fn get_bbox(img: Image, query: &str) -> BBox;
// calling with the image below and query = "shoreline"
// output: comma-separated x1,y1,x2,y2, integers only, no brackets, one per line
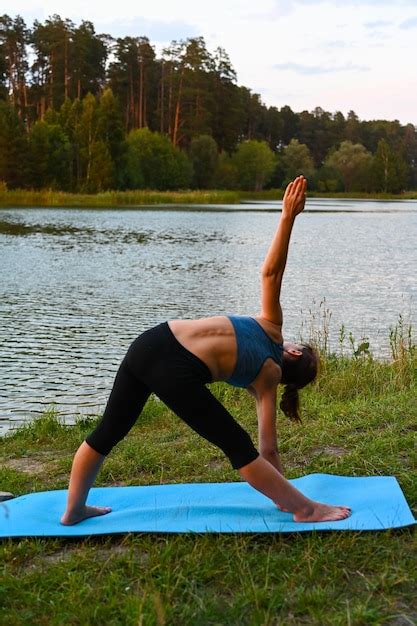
1,188,417,209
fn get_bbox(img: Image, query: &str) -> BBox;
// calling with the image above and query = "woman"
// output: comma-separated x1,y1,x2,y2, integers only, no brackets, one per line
61,176,351,525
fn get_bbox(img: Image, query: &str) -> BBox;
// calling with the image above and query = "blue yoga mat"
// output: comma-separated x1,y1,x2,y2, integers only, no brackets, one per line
1,474,415,537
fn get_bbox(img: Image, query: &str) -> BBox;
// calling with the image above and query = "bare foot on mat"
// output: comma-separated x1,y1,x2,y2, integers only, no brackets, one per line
293,502,351,523
60,505,112,526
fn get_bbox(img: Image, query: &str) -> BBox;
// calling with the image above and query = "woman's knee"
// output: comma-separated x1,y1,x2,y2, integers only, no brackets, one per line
235,451,260,474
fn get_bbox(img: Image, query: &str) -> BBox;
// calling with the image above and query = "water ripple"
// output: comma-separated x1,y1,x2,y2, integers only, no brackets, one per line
0,203,416,433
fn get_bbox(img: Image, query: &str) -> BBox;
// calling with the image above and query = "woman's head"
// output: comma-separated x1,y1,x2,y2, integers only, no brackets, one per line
280,342,319,422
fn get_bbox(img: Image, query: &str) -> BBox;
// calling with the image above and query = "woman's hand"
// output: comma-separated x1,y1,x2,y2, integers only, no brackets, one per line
259,175,306,323
282,176,307,219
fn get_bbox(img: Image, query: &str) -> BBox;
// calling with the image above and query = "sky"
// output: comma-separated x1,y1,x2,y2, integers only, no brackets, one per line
6,0,417,125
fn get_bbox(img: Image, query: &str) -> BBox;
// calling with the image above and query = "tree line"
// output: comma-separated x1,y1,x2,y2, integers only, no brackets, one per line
1,13,416,193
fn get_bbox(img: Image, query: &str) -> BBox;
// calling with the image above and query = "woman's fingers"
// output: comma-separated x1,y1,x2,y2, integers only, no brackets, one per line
294,176,306,198
285,181,294,195
283,181,293,203
290,176,304,194
283,176,307,217
295,176,305,190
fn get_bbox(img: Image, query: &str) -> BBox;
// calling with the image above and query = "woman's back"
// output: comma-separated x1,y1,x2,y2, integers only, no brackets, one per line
168,315,283,384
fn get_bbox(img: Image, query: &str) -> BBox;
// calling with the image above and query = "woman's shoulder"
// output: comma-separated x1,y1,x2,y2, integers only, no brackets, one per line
253,316,284,345
169,316,234,335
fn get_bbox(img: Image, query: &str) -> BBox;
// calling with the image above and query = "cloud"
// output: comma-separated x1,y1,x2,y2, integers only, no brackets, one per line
273,62,370,75
364,20,391,28
399,16,417,29
324,40,350,49
292,0,417,5
95,17,199,41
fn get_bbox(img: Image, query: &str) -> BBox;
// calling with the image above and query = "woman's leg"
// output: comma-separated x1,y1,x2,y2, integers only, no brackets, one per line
60,441,110,525
151,381,259,470
152,383,350,522
85,357,151,456
238,457,351,521
61,358,150,525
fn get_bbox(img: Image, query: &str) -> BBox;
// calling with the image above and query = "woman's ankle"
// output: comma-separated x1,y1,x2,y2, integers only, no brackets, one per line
291,499,315,518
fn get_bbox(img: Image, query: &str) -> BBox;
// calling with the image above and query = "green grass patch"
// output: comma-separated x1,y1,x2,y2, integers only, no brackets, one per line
0,187,416,209
307,191,417,200
1,349,416,624
240,189,417,201
0,189,241,209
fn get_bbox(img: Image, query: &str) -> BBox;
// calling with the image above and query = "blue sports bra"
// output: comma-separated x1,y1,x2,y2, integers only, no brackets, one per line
226,315,284,388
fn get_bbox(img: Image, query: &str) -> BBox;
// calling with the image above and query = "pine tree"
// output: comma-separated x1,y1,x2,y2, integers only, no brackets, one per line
0,15,29,121
96,88,125,187
108,36,156,132
0,99,28,187
29,119,71,189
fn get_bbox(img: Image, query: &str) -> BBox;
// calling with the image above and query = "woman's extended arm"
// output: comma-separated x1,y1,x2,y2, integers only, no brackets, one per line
256,389,284,474
248,365,284,474
260,176,307,324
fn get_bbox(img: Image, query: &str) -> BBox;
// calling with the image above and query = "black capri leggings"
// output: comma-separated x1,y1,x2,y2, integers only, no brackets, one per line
86,322,259,470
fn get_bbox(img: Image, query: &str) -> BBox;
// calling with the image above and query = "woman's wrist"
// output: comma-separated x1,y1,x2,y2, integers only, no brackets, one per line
261,449,284,472
280,210,296,223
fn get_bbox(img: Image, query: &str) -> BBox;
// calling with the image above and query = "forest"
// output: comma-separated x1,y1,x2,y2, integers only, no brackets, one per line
1,14,416,193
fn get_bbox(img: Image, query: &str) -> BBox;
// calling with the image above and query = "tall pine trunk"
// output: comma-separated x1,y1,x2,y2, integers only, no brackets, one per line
139,59,143,128
160,62,165,133
172,70,183,146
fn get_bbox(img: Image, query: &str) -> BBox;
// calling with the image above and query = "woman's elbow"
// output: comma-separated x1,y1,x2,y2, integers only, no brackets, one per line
261,266,283,280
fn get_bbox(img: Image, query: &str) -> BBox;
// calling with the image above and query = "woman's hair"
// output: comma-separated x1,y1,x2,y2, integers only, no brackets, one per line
280,344,319,422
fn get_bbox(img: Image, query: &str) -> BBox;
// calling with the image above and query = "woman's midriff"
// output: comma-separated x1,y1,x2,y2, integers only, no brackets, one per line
168,316,237,382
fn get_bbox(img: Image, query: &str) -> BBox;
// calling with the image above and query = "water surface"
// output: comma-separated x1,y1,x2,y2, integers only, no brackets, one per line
1,198,416,433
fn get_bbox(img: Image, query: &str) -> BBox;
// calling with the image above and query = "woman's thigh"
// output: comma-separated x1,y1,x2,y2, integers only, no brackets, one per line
85,357,151,455
153,382,259,470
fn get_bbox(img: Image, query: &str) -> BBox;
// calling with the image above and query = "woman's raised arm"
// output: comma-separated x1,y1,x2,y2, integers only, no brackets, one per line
259,176,307,325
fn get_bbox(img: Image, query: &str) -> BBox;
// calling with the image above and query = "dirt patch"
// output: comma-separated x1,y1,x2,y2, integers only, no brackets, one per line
41,550,73,565
1,451,69,475
206,458,225,471
23,544,149,573
385,602,417,626
3,457,50,474
386,617,417,626
94,544,145,561
284,456,310,470
312,445,348,458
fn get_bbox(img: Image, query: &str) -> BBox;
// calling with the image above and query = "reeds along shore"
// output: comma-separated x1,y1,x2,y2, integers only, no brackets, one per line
1,326,416,624
1,188,417,208
0,189,241,208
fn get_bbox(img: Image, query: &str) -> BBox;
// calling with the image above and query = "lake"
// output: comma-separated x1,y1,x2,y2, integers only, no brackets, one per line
1,198,416,434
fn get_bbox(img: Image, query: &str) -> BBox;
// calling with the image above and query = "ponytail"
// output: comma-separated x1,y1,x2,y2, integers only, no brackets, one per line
280,384,301,422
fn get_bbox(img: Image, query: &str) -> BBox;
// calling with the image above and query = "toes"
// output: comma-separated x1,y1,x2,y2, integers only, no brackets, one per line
98,506,112,516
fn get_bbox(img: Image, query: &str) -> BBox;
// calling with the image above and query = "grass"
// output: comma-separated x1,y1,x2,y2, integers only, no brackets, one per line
0,189,241,208
1,329,416,625
308,191,417,201
0,188,416,208
240,189,417,201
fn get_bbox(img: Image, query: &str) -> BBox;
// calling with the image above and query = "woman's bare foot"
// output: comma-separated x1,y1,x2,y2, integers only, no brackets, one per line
293,501,351,523
277,504,290,512
60,505,112,526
